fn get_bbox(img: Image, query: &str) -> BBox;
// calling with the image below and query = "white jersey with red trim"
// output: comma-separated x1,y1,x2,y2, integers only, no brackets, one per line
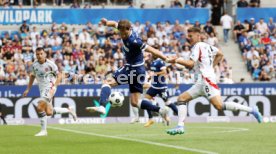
31,59,58,91
190,42,219,82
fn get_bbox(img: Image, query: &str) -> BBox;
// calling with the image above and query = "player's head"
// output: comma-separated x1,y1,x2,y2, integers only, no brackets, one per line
36,47,46,63
187,27,201,45
117,20,131,40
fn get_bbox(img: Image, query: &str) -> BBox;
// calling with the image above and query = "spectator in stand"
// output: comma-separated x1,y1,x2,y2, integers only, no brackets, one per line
184,0,193,8
193,21,201,29
203,21,216,35
256,18,268,35
71,1,80,8
206,32,219,47
233,20,245,42
171,0,183,8
239,30,251,52
220,11,233,43
250,0,260,7
237,0,248,7
267,17,276,35
20,20,29,33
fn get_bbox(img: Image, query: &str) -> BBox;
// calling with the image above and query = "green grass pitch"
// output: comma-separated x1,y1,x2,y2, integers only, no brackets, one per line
0,123,275,154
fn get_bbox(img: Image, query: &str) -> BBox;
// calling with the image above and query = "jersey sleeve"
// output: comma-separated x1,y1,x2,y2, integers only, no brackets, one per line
210,45,219,56
159,60,166,71
190,43,200,62
51,62,59,75
132,37,147,51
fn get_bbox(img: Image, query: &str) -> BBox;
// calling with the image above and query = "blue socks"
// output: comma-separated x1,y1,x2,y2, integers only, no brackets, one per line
140,99,160,113
99,84,111,106
147,110,153,119
168,103,178,115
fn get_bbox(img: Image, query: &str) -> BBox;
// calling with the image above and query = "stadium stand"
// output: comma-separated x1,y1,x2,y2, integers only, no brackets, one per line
234,17,276,81
0,18,232,85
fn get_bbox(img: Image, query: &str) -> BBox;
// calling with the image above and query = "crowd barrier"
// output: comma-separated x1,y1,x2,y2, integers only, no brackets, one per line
0,8,209,25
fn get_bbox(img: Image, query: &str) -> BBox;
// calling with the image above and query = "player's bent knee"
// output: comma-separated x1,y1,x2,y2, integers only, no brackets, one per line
214,103,223,111
131,101,139,107
37,103,45,112
46,111,53,116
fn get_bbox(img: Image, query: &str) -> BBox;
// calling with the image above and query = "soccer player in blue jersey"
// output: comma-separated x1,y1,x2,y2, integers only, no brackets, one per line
144,56,178,127
86,18,174,121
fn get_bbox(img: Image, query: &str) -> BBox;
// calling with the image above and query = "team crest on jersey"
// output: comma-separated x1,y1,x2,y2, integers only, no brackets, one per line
123,44,129,52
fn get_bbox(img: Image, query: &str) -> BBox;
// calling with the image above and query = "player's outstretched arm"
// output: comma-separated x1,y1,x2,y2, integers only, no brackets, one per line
213,49,224,66
23,75,35,97
54,72,62,87
145,46,170,62
175,58,195,69
101,18,118,28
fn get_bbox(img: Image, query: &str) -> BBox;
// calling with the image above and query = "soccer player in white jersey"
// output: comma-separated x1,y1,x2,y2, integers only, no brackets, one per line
23,47,77,136
166,27,263,135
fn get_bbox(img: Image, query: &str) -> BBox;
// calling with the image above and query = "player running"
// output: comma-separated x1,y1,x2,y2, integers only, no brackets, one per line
144,56,178,127
166,27,263,135
86,18,174,121
23,47,77,136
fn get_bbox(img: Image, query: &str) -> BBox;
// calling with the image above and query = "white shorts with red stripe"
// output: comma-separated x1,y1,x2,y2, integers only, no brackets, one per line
39,85,56,103
187,76,220,99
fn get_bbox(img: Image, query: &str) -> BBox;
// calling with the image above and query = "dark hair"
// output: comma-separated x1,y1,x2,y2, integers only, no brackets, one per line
188,27,201,33
36,47,45,52
117,20,131,30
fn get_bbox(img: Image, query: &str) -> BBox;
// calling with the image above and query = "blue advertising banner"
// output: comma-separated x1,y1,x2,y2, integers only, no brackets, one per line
237,8,276,22
0,8,209,25
1,83,276,98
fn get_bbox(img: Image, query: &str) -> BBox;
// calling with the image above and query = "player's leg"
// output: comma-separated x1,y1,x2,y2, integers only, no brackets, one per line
86,77,118,114
129,80,170,123
202,79,263,123
167,84,202,135
35,99,48,136
209,95,263,123
162,89,178,116
0,112,7,125
49,87,77,121
130,105,140,123
143,94,155,127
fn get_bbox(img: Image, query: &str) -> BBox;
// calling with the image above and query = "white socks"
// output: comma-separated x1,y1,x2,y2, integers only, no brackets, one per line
223,102,253,113
132,106,139,119
177,105,187,127
39,112,47,131
54,107,70,114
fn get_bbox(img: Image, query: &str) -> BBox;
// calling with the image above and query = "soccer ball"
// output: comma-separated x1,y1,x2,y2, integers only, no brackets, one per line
109,92,124,107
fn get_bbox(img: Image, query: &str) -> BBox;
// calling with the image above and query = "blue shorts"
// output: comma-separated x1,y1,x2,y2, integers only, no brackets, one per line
113,65,145,93
146,87,169,102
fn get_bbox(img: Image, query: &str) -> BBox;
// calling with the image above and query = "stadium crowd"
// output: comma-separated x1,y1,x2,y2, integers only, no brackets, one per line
0,19,232,85
234,17,276,81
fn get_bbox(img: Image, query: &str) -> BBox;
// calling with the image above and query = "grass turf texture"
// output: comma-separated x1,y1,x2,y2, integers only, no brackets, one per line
0,123,275,154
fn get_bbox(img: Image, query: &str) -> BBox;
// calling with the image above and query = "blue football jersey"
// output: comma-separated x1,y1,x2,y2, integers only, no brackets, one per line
121,30,146,65
150,58,167,88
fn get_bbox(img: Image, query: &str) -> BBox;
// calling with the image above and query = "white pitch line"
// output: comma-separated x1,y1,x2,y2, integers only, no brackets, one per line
114,126,249,137
45,126,218,154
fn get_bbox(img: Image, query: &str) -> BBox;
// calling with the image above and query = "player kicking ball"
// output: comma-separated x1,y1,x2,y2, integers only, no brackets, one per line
144,56,178,127
23,48,77,136
166,27,263,135
86,18,174,122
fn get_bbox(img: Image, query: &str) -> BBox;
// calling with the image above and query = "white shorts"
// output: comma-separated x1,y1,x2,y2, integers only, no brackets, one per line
39,86,56,103
187,77,220,99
